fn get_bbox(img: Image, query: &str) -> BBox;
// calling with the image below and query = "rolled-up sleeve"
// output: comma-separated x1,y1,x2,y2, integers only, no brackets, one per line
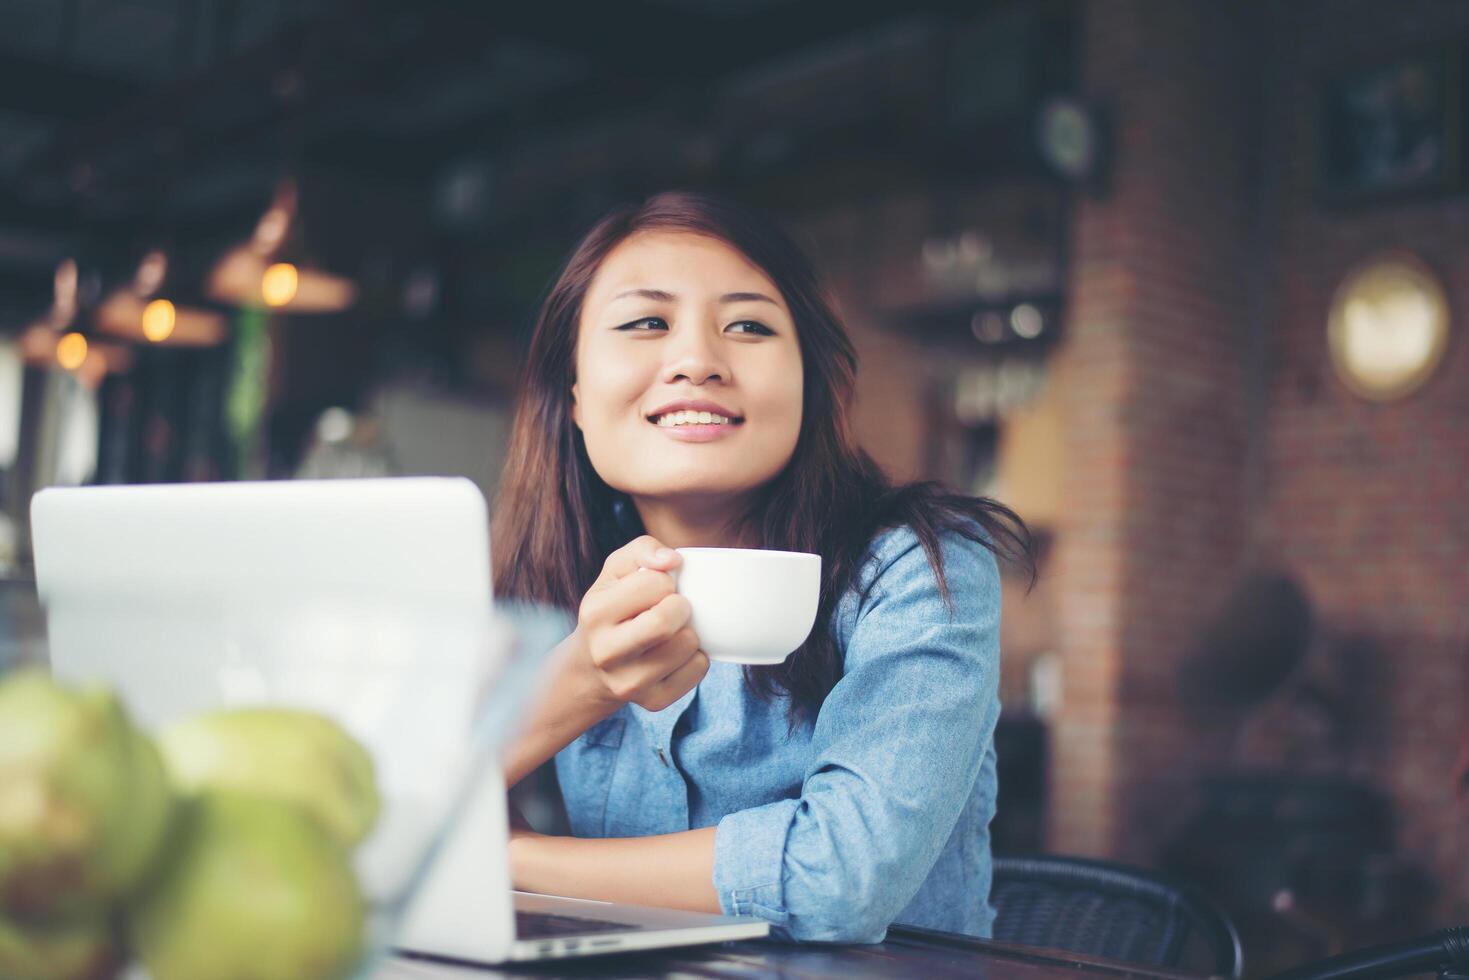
711,527,1001,942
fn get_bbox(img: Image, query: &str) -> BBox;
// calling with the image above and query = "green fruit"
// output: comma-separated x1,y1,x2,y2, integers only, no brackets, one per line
129,790,364,980
157,708,379,846
0,912,120,980
0,670,174,918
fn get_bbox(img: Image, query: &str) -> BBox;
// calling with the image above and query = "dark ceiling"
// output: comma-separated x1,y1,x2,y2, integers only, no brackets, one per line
0,0,1065,318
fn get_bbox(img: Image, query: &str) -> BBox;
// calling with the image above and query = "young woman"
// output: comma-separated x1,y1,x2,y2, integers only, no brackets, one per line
493,191,1031,944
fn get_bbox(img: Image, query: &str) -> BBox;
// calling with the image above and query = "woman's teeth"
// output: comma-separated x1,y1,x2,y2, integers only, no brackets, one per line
653,410,735,427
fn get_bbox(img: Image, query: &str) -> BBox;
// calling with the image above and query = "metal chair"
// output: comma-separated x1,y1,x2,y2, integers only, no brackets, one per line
1262,927,1469,980
990,854,1244,978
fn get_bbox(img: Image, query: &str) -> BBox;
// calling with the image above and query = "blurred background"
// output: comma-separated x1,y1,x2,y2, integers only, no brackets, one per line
0,0,1464,973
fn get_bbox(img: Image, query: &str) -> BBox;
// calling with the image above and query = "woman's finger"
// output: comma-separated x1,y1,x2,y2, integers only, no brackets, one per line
594,593,692,669
597,535,681,584
582,565,676,629
592,627,699,706
624,625,701,680
638,651,711,711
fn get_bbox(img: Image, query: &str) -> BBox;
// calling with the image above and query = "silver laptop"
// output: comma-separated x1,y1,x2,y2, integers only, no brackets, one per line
29,477,769,965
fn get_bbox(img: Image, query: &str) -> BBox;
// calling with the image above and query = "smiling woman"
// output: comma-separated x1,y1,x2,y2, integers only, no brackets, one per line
571,230,804,520
490,190,1033,944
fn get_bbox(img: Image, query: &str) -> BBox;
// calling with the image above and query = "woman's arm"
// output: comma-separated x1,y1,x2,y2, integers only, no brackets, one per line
510,827,720,913
718,529,1001,942
502,631,618,787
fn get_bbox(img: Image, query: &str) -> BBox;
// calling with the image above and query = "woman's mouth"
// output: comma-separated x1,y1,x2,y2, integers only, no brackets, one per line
649,409,740,428
646,409,744,442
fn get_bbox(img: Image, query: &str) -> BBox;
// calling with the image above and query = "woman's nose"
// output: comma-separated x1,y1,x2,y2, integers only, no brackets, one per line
660,325,730,386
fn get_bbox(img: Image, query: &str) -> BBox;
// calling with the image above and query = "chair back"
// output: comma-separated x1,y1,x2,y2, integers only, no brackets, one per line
991,854,1243,978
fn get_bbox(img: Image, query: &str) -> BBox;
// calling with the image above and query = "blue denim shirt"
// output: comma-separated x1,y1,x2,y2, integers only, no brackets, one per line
554,524,1002,943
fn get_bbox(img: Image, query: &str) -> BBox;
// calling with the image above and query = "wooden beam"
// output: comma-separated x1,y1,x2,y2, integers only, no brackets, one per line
0,52,140,121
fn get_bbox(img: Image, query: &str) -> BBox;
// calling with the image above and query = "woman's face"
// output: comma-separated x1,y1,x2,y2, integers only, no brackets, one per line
572,230,804,506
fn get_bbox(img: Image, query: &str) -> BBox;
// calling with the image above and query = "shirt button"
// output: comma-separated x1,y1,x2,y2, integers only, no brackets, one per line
655,747,669,767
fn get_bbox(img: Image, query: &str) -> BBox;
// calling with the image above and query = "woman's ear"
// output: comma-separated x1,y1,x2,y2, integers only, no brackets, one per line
570,382,582,430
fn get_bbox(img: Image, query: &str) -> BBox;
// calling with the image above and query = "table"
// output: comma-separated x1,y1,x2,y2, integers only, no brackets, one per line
378,926,1207,979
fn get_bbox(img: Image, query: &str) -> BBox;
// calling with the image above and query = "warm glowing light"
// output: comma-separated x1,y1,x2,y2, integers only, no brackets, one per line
209,247,356,313
56,332,88,371
262,262,299,306
141,298,177,342
1328,253,1450,401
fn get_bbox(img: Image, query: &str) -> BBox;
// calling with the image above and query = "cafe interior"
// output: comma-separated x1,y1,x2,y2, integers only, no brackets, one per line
0,1,1465,978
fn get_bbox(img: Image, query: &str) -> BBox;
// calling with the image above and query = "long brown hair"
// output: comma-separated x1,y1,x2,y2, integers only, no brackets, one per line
492,190,1032,717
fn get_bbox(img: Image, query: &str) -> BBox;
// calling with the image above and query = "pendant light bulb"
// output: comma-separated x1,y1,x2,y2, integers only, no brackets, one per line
262,262,299,307
56,332,88,371
141,298,178,342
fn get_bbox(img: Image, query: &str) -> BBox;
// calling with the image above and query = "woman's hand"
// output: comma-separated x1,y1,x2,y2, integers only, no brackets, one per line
502,536,709,786
572,535,709,712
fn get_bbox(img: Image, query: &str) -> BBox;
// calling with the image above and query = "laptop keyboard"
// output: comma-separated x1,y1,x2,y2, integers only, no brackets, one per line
516,910,643,940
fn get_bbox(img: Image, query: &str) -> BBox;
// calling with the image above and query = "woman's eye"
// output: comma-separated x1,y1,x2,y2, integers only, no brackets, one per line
615,317,668,331
727,320,775,336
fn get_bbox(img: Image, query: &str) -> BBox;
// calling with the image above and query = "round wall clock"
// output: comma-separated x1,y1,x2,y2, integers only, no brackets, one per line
1326,253,1451,401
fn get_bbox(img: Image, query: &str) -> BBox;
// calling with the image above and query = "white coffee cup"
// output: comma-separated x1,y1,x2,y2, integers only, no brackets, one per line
673,548,821,665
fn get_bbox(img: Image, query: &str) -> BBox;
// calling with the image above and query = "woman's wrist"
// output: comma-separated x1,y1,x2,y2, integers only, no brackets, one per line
507,829,722,913
502,629,621,786
565,625,623,715
507,827,555,892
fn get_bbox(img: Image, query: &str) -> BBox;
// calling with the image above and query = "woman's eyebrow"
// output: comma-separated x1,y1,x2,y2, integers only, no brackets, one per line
609,288,780,306
611,288,675,303
720,291,780,306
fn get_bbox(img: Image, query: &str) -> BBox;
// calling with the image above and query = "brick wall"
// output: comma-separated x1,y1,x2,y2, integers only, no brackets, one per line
1053,0,1469,924
1253,0,1469,923
1049,0,1257,859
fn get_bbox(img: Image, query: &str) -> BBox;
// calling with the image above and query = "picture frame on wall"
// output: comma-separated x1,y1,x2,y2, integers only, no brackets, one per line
1318,43,1463,204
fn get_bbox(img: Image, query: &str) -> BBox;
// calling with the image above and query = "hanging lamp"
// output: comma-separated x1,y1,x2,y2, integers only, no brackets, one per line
19,258,134,388
206,178,357,313
95,247,228,347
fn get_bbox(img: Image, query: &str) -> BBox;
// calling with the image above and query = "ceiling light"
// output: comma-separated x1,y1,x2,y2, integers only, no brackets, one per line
96,248,228,347
262,262,299,307
207,179,357,314
97,291,226,347
56,332,88,371
141,299,177,342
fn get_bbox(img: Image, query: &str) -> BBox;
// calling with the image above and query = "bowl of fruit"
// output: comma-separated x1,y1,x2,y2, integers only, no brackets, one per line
0,597,564,980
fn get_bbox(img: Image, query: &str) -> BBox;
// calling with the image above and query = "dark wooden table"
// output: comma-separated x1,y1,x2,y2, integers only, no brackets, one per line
379,927,1207,979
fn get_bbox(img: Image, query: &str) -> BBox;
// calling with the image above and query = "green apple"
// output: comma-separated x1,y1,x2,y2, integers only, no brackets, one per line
0,670,174,918
129,789,364,980
158,708,379,846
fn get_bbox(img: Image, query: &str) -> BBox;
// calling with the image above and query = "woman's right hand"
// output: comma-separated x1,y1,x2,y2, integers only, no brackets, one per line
572,536,709,712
